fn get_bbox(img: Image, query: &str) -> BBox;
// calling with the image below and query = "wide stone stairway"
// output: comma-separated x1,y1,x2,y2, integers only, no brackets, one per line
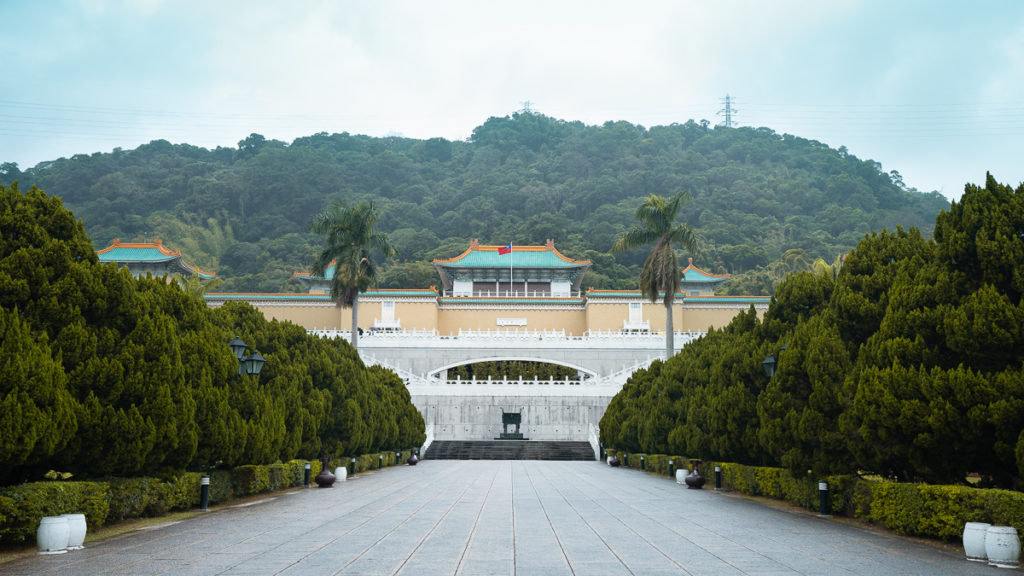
424,440,595,460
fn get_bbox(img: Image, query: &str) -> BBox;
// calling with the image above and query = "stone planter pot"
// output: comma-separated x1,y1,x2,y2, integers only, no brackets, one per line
335,467,348,482
675,469,686,484
963,522,990,562
37,516,69,555
60,513,87,550
407,453,419,466
985,526,1020,569
315,458,335,488
684,460,706,489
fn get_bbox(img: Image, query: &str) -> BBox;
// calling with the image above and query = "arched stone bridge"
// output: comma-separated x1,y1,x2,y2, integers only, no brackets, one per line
311,328,705,443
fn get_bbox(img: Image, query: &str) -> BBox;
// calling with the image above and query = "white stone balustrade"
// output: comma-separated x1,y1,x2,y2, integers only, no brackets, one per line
309,328,704,350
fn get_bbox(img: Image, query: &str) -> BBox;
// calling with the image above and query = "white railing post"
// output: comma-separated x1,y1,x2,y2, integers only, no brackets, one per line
589,423,601,461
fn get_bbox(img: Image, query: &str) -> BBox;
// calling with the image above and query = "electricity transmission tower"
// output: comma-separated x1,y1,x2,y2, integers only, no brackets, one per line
717,94,738,127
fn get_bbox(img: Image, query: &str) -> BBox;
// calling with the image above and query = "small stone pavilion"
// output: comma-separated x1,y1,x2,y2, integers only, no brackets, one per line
433,238,590,298
96,239,215,280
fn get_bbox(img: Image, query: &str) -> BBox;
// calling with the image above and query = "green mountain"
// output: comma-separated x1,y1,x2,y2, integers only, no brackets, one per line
4,113,950,293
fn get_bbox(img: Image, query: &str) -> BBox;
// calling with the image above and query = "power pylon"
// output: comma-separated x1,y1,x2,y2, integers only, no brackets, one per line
718,94,738,128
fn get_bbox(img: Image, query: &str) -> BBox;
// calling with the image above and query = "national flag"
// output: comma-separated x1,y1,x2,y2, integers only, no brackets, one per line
498,244,512,255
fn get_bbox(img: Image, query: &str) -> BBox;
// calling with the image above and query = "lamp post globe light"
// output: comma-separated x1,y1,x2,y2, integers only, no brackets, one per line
762,345,786,379
228,336,267,376
761,353,778,378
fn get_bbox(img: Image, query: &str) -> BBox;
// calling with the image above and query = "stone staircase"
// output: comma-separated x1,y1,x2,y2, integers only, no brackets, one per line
424,440,595,461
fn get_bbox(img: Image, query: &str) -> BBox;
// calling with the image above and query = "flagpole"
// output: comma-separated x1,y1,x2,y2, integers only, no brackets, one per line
509,243,513,297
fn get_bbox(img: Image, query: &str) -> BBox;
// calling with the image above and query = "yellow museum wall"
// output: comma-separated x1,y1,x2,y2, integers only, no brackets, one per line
388,301,439,331
252,300,439,332
243,299,763,335
436,308,586,335
680,306,765,332
585,301,684,332
253,304,343,329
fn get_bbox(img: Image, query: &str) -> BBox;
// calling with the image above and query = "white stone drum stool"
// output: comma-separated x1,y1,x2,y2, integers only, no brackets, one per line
60,513,87,550
37,516,69,555
962,522,990,562
985,526,1020,569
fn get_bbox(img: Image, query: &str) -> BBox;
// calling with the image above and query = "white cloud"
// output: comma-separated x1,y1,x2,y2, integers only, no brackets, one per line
2,0,1022,197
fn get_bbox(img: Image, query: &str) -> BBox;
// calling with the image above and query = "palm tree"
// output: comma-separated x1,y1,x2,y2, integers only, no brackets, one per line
173,273,222,298
811,253,844,281
613,192,699,359
310,200,396,349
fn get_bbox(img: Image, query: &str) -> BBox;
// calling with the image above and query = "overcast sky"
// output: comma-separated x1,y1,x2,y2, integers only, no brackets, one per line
2,0,1022,201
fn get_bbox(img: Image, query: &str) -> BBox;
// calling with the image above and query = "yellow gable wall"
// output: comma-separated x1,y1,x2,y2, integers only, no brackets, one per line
585,301,684,333
680,305,766,332
251,303,344,329
436,308,587,335
383,301,439,331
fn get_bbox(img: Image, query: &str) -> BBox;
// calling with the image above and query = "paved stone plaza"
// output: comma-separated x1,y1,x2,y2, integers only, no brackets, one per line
2,461,998,575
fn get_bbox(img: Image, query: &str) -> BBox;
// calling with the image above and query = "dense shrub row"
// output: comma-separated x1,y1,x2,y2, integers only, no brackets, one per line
612,451,1024,544
0,184,425,485
601,176,1024,489
0,455,414,546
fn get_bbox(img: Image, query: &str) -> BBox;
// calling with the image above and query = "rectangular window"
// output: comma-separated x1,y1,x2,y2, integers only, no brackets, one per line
629,302,642,324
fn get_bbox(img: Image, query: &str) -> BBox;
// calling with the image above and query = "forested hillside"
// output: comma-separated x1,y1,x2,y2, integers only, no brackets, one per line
3,113,950,293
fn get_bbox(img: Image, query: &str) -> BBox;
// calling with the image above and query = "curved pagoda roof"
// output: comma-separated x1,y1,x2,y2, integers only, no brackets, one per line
293,262,336,286
96,239,215,279
680,258,729,293
432,239,591,292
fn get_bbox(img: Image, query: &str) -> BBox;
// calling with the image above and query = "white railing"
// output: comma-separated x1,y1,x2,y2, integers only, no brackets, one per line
622,320,651,332
589,423,601,461
442,375,584,386
603,358,664,386
360,354,428,386
443,289,582,298
310,327,705,346
421,423,434,457
455,328,567,339
372,318,402,330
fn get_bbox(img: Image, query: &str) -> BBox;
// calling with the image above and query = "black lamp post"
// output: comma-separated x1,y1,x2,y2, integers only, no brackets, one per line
228,336,267,376
762,345,786,379
761,353,778,378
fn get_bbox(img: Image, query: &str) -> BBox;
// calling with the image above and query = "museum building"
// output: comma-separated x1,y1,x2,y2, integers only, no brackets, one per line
98,238,770,336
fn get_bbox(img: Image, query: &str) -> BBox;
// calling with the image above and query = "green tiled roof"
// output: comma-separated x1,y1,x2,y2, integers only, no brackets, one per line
684,296,771,304
584,290,769,305
96,241,215,279
680,260,729,285
586,290,683,299
439,297,585,305
681,268,727,283
434,246,589,269
205,289,438,302
294,263,336,281
205,293,331,302
97,246,176,263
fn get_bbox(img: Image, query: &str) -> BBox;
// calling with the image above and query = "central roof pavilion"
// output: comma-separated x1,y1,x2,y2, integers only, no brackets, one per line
432,239,590,297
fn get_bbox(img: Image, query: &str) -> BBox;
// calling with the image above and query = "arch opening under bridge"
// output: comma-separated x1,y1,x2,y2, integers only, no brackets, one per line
426,356,599,382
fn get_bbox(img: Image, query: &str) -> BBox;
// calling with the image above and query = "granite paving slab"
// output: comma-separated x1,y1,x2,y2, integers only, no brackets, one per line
0,460,1000,575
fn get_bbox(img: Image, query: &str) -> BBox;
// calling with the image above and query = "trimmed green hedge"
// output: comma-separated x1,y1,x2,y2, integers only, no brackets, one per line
614,451,696,477
0,452,467,545
343,451,408,475
611,451,1024,545
0,454,421,545
0,482,110,543
851,481,1024,542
